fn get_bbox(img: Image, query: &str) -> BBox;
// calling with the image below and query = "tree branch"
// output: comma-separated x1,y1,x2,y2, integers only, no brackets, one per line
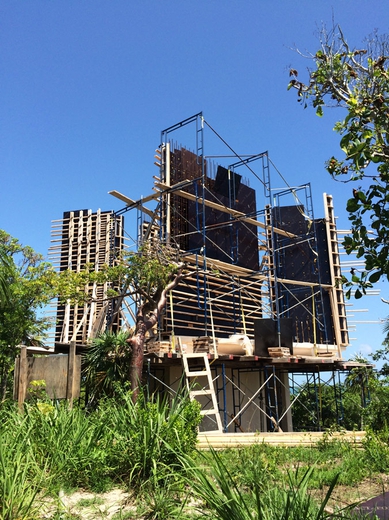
144,262,185,330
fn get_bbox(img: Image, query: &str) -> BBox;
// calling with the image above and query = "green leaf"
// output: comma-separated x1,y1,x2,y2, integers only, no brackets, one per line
340,133,352,153
369,271,382,283
355,289,363,299
346,198,360,212
357,191,366,203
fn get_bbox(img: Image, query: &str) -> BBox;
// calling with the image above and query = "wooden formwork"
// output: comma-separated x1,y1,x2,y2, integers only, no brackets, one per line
48,209,124,345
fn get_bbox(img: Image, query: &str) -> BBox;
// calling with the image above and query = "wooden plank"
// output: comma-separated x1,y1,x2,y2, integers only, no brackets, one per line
14,348,82,401
17,346,27,412
268,347,291,358
197,431,366,449
66,341,76,407
155,181,297,238
108,190,157,217
184,254,332,289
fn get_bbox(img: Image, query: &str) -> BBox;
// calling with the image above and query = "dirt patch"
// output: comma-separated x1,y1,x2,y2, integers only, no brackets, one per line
312,474,389,513
40,475,389,518
41,489,135,519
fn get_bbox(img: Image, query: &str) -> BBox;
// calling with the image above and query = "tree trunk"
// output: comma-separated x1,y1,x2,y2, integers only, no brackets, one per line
127,265,184,403
128,314,150,403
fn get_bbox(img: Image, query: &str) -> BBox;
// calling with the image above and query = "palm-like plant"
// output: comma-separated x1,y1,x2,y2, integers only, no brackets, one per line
83,330,132,405
345,354,376,395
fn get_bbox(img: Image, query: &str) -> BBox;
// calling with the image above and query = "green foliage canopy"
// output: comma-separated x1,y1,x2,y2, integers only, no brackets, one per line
289,26,389,297
54,242,184,312
0,230,57,348
0,230,59,398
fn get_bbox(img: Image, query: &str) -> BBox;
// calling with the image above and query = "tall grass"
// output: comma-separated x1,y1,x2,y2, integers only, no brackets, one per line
25,402,110,492
0,395,387,519
99,390,201,487
0,389,201,503
182,448,360,519
0,413,44,520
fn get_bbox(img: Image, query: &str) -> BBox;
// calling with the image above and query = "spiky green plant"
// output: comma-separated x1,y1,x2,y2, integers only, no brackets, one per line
99,389,201,487
181,447,359,519
83,330,132,405
0,416,44,520
26,401,111,492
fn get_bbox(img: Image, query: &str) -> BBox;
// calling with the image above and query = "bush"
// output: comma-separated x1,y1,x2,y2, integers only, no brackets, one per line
362,430,389,473
0,387,201,497
363,385,389,432
23,402,110,492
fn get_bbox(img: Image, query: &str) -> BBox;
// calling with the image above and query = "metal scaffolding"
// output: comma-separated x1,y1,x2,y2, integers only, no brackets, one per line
50,112,368,433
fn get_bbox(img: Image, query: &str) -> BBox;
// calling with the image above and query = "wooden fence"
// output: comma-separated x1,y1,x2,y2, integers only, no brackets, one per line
14,341,81,409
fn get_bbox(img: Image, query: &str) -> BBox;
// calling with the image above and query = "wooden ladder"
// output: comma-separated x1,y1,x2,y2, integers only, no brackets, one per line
324,193,349,353
182,353,223,433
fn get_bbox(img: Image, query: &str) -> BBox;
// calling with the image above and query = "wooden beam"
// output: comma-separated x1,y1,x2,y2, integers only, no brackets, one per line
17,346,27,412
108,190,156,218
184,254,332,289
66,341,76,408
155,182,297,238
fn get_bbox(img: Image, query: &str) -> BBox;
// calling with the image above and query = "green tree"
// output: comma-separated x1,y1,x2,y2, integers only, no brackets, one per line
0,230,57,399
344,354,377,394
363,383,389,431
291,384,336,431
343,354,378,429
370,334,389,378
57,242,187,402
289,25,389,297
107,243,185,402
0,249,12,309
0,229,187,403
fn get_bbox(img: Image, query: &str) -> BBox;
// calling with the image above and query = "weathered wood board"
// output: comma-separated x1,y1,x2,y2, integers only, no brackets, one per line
14,344,81,404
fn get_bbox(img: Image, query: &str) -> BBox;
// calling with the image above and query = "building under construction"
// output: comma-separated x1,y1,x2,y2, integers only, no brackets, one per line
49,112,368,434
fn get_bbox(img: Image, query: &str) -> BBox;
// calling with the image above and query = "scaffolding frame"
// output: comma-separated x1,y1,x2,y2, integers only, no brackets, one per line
128,113,343,350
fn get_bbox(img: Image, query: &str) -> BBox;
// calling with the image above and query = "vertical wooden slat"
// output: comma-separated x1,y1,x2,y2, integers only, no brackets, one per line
17,346,27,412
67,341,76,408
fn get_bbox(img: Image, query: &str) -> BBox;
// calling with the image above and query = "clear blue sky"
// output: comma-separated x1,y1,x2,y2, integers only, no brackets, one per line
1,0,388,359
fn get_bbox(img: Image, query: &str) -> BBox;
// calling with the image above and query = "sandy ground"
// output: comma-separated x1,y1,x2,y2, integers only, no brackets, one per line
41,488,134,519
37,475,389,519
311,474,389,515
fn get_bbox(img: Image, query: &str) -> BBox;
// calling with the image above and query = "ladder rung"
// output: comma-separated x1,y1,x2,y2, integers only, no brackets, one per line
190,389,212,397
184,353,210,359
186,371,209,378
200,409,218,416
